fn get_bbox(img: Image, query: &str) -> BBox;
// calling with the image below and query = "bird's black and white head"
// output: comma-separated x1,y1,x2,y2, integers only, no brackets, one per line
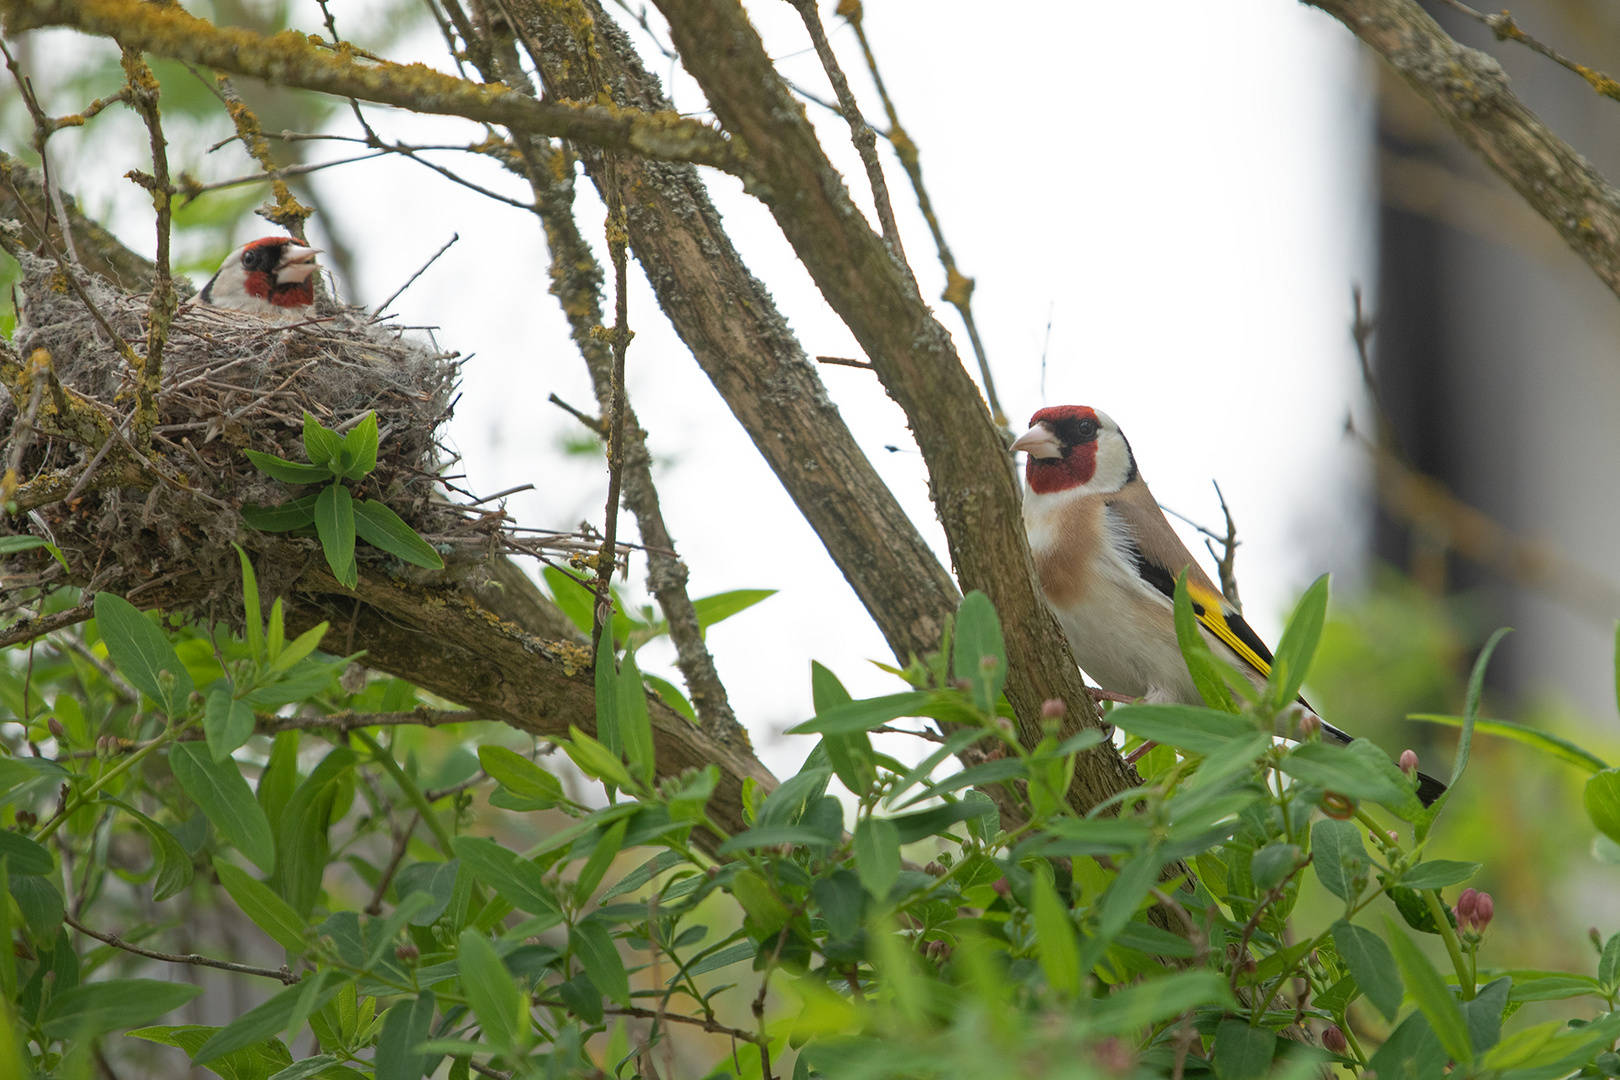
198,236,320,316
1010,405,1138,498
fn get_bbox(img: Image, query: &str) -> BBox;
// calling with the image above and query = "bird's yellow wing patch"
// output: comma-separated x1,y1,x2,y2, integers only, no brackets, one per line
1185,580,1273,681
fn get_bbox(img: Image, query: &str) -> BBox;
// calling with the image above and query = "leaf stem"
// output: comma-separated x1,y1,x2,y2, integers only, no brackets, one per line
34,718,182,841
1422,888,1474,999
353,730,455,857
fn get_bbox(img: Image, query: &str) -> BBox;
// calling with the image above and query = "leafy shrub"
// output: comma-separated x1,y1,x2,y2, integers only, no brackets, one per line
4,567,1620,1080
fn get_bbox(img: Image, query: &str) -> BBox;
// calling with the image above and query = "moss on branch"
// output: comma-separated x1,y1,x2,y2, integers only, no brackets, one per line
0,0,742,172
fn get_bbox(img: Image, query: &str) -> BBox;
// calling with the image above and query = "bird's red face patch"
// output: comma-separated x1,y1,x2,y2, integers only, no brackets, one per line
239,237,316,308
1025,405,1100,495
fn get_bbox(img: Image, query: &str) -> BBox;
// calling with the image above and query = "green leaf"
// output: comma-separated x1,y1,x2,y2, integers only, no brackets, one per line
477,745,563,810
0,534,68,571
1265,574,1328,710
1279,740,1412,807
235,544,264,661
786,691,932,736
1397,860,1481,890
1600,932,1620,988
1387,917,1473,1066
594,629,620,758
574,818,628,906
692,589,775,632
94,592,194,715
685,941,755,978
1331,920,1402,1022
1452,626,1512,791
172,742,276,874
274,748,355,916
1508,976,1605,1002
302,412,343,467
1213,1018,1276,1080
374,991,436,1080
1084,970,1235,1034
270,622,329,676
449,836,561,919
353,499,444,569
1462,976,1511,1055
314,483,357,589
337,412,378,480
104,798,192,902
952,591,1007,713
541,566,594,634
1107,704,1257,756
1310,818,1368,903
1250,843,1301,892
600,850,685,904
1031,871,1080,996
563,725,636,791
716,824,836,854
0,830,53,875
128,1025,294,1080
616,649,655,786
41,979,204,1039
571,919,630,1008
12,874,63,939
216,861,307,953
889,800,997,844
642,674,697,724
241,494,321,532
205,689,257,763
854,816,901,900
1586,769,1620,845
268,1055,339,1080
194,978,346,1065
1173,571,1237,712
243,449,333,484
458,929,524,1053
1409,713,1606,774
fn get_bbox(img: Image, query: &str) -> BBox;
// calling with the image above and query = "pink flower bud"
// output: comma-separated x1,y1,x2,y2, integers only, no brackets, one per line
1297,713,1321,739
1475,892,1494,931
1322,1025,1349,1055
395,943,419,963
47,718,65,741
1041,698,1066,720
1455,888,1478,928
1399,749,1419,779
979,655,1000,675
992,877,1010,898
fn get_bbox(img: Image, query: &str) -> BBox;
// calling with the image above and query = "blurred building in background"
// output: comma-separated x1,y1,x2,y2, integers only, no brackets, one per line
1372,0,1620,727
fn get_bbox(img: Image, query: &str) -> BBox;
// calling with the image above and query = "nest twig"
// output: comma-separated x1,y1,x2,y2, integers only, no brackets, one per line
0,250,606,631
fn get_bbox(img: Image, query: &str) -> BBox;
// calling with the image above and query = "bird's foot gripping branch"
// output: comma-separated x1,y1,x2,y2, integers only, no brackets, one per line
10,576,1620,1079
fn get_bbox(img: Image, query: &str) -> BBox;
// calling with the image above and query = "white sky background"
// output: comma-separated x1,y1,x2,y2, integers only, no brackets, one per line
18,1,1378,781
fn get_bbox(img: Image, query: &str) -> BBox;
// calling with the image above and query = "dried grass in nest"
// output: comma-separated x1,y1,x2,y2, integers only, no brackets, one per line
0,250,516,623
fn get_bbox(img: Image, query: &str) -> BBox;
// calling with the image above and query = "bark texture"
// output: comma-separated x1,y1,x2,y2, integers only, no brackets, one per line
1309,0,1620,302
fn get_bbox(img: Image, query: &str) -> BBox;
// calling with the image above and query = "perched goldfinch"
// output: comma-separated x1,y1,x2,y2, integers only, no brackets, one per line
1012,405,1445,806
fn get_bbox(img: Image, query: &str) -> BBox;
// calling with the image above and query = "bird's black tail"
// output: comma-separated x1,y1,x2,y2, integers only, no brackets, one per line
1315,714,1447,807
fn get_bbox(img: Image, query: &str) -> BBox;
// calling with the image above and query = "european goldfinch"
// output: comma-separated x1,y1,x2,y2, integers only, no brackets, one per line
198,236,321,316
1012,405,1445,806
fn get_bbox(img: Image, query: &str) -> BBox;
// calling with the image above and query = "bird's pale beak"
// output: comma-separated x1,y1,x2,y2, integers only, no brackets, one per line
1010,424,1062,459
275,245,321,284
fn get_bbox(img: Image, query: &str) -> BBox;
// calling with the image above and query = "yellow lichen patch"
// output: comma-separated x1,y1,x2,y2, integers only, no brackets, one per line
551,640,591,677
1575,64,1620,102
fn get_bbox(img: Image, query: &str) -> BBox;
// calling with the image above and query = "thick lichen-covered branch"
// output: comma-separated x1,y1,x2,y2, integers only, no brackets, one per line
0,0,742,173
1307,0,1620,303
646,0,1135,810
504,0,963,672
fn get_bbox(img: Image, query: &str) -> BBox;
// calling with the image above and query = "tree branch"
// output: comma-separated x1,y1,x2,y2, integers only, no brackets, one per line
64,912,301,984
0,0,741,173
1307,0,1620,303
504,0,963,673
645,0,1134,808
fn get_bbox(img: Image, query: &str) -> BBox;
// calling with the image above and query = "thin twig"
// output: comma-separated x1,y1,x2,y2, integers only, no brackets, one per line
371,233,459,320
120,47,177,447
0,600,97,650
839,4,1003,426
815,355,872,370
787,0,906,268
1205,480,1241,612
1437,0,1620,103
65,912,302,984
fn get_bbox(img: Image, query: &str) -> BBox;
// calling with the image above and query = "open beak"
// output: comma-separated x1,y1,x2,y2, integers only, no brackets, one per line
275,245,321,285
1009,424,1062,459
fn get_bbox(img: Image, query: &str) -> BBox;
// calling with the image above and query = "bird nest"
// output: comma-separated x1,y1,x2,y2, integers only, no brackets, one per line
0,249,573,627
